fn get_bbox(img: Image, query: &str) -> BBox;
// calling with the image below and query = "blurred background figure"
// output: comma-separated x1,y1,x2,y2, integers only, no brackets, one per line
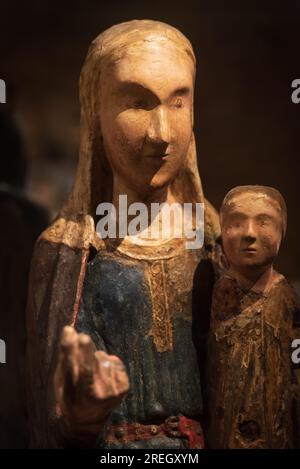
0,100,48,448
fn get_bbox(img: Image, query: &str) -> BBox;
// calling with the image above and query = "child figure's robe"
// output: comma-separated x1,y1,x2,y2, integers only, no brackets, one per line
208,273,300,449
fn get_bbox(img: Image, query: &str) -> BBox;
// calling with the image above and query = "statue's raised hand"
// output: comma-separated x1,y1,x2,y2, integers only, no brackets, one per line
54,326,129,436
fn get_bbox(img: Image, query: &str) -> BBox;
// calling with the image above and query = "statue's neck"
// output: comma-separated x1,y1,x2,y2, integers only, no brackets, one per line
111,174,177,209
227,264,280,294
110,174,185,242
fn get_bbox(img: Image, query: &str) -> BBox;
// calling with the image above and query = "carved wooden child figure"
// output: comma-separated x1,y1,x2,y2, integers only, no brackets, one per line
207,185,300,449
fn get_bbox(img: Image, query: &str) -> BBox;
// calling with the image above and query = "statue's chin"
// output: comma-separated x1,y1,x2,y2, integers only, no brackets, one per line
113,166,178,199
148,168,179,192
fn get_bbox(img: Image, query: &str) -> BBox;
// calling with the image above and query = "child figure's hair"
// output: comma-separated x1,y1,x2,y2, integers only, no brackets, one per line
220,185,287,238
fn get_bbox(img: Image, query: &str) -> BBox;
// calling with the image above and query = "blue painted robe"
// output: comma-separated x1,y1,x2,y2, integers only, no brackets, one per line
76,240,215,448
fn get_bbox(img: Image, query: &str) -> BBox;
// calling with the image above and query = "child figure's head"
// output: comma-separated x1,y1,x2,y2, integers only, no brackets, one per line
220,185,287,274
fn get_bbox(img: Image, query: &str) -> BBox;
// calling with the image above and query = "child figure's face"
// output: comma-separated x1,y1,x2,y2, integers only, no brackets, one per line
221,192,283,272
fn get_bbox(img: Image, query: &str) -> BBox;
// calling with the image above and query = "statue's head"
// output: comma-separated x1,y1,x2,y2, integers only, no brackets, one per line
43,20,221,250
79,20,196,197
220,185,287,273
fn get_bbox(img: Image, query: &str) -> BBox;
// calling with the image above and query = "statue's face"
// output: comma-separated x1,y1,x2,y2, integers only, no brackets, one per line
99,39,194,194
221,192,282,272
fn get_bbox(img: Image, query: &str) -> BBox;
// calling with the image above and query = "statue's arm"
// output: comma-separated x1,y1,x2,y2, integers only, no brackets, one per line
26,239,128,448
26,239,89,447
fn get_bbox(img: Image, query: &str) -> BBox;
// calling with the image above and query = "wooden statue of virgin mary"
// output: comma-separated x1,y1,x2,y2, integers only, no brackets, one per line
26,19,222,449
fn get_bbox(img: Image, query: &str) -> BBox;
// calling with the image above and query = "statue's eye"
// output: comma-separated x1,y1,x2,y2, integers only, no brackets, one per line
229,221,241,229
257,215,271,227
259,219,269,227
171,97,183,108
227,217,243,229
132,99,147,109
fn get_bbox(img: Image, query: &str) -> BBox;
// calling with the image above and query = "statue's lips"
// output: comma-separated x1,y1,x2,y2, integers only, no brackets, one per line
144,153,169,161
242,247,257,254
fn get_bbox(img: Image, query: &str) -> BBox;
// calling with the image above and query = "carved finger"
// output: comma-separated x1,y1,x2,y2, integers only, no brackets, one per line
57,326,80,406
77,333,96,371
93,352,128,400
108,354,126,371
114,367,130,394
93,354,116,399
106,355,129,394
60,327,80,379
76,333,96,399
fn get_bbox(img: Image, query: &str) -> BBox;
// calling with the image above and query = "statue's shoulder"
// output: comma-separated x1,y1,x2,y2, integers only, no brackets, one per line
271,276,300,323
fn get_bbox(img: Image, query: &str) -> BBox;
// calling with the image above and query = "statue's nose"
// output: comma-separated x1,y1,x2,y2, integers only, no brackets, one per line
242,220,257,242
146,106,170,147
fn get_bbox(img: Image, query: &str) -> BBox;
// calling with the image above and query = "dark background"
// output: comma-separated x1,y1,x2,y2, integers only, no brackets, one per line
1,0,299,282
